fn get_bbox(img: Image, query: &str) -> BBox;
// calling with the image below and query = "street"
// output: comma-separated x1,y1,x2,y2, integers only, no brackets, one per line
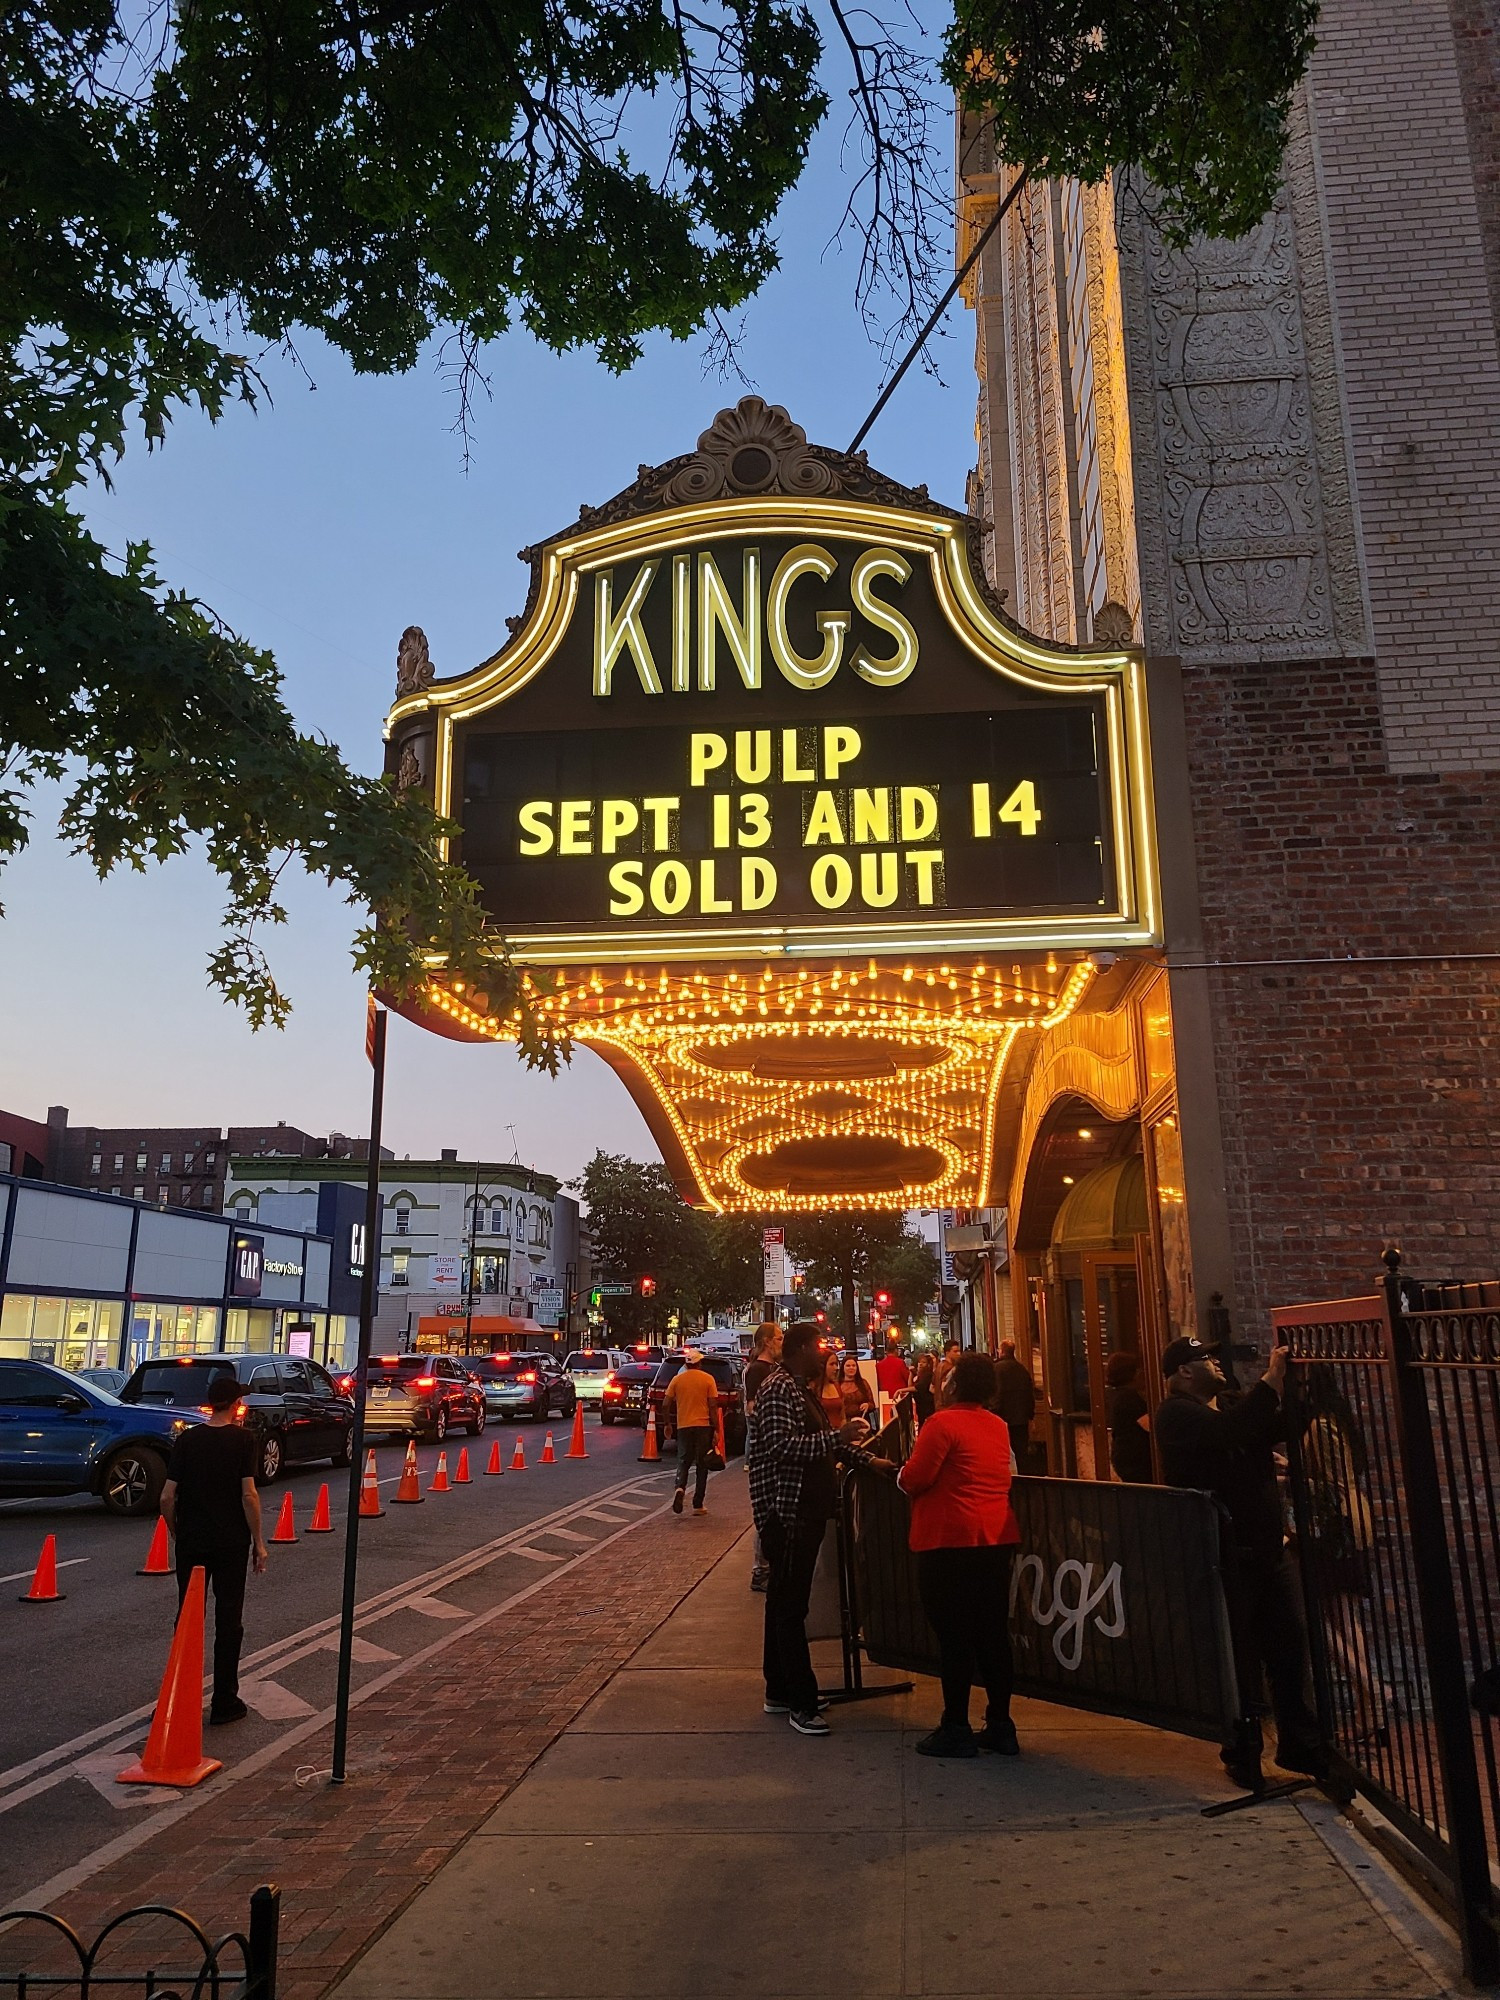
0,1416,671,1912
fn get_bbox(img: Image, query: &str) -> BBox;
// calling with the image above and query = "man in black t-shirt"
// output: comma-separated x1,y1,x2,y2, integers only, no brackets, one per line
162,1373,268,1724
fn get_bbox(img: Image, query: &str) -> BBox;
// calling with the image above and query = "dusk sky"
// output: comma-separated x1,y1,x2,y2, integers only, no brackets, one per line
1,63,979,1186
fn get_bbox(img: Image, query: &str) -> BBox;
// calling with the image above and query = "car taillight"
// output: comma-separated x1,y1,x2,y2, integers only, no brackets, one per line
235,1402,248,1420
604,1382,623,1397
520,1371,537,1384
414,1376,436,1388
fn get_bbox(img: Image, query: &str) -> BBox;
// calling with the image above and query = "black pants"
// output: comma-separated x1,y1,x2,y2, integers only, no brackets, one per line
917,1544,1016,1732
1223,1548,1323,1767
675,1425,712,1506
176,1545,249,1710
761,1512,824,1714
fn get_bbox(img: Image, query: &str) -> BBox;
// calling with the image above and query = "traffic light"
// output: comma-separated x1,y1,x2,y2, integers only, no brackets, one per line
875,1291,891,1310
639,1275,656,1297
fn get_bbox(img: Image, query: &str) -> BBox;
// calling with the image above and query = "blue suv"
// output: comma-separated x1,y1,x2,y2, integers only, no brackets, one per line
0,1358,203,1515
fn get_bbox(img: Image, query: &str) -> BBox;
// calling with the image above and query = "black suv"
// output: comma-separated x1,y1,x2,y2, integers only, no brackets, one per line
119,1353,355,1484
647,1353,748,1455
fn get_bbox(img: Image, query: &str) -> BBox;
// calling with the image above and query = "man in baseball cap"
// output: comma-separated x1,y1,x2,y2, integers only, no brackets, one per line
1155,1330,1326,1794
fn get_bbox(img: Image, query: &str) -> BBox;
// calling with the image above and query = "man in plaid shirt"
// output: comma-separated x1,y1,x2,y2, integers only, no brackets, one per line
749,1320,882,1735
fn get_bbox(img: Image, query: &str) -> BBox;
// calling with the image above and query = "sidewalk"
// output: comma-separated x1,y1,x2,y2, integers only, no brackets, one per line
332,1470,1463,2000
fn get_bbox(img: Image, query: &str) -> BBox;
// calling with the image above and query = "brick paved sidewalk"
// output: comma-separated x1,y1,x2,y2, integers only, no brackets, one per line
0,1465,742,2000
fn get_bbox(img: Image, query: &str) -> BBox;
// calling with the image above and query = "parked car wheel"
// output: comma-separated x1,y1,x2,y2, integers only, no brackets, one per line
601,1410,616,1426
431,1405,449,1444
330,1425,353,1468
101,1446,166,1518
258,1431,285,1483
468,1404,486,1436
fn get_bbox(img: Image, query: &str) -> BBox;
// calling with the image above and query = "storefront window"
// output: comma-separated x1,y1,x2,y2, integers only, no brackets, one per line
2,1294,125,1367
223,1306,276,1353
126,1302,222,1369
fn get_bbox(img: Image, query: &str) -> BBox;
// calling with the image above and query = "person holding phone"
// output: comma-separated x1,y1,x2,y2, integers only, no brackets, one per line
1154,1334,1327,1792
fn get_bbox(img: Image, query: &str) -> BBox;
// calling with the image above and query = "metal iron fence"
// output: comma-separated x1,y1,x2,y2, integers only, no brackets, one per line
0,1885,278,2000
1276,1252,1500,1982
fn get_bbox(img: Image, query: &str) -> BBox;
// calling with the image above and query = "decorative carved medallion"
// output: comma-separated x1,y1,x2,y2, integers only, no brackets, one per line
395,626,436,696
396,741,423,792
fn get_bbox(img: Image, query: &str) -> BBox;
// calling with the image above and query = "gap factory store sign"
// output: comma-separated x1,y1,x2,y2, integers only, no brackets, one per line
385,401,1160,1212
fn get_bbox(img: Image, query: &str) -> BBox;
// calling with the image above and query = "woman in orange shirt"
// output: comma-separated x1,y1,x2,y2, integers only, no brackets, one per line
897,1351,1021,1759
816,1349,847,1427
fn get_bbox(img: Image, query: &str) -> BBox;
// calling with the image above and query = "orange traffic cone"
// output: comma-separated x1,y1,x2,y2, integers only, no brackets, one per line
138,1517,172,1576
566,1403,588,1459
485,1439,503,1476
454,1447,472,1485
430,1450,451,1493
510,1436,527,1471
19,1533,65,1603
118,1566,222,1788
392,1440,424,1503
358,1449,384,1517
541,1431,556,1464
639,1411,661,1463
308,1482,333,1532
270,1491,298,1543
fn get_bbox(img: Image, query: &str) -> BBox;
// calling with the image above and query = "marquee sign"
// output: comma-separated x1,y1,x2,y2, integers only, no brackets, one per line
384,401,1160,1212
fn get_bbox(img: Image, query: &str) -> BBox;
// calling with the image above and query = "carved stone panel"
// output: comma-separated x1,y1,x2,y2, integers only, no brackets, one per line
1115,116,1370,664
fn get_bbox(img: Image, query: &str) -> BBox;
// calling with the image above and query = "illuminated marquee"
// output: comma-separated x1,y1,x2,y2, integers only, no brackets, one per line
385,400,1160,1210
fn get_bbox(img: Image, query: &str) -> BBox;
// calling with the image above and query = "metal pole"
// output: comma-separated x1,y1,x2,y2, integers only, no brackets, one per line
331,1005,386,1784
464,1156,481,1353
1380,1248,1499,1982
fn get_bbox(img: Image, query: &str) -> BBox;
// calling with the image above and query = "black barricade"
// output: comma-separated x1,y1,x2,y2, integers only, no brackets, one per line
847,1465,1240,1742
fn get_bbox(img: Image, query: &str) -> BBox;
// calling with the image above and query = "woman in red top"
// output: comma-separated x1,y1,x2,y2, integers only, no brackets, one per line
897,1351,1021,1759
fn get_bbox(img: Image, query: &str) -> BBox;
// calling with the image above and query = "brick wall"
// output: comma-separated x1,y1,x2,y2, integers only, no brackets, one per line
1181,653,1500,1331
1449,0,1500,334
1308,0,1500,772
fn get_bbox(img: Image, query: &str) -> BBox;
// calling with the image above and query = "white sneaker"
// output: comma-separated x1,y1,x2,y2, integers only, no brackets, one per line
789,1710,830,1736
763,1699,791,1714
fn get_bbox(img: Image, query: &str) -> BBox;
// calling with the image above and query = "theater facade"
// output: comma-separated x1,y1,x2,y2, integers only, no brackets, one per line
385,399,1221,1476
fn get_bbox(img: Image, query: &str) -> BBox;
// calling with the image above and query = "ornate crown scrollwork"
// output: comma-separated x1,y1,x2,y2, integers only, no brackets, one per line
395,625,436,696
664,397,838,504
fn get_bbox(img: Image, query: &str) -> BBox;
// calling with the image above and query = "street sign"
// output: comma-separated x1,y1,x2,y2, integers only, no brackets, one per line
595,1282,631,1296
532,1287,564,1320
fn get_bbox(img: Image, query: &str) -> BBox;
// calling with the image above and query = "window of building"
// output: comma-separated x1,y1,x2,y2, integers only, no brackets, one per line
157,1185,168,1203
159,1152,171,1174
205,1151,217,1169
89,1154,101,1176
390,1248,409,1286
113,1154,124,1173
110,1185,121,1197
201,1187,216,1208
135,1150,147,1172
395,1207,410,1235
132,1185,145,1201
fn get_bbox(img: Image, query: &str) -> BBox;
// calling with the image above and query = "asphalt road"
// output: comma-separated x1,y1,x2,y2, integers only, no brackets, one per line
0,1414,675,1912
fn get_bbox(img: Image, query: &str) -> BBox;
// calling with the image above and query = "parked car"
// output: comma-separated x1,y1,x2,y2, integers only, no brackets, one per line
647,1353,747,1455
362,1353,486,1444
563,1348,631,1404
119,1352,356,1483
465,1352,577,1423
74,1365,128,1396
624,1345,669,1368
599,1360,657,1426
0,1357,204,1515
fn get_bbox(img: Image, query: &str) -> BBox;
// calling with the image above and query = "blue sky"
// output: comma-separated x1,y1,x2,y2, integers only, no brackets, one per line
2,61,982,1185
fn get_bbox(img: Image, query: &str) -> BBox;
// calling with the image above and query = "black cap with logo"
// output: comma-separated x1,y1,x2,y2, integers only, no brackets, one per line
1160,1336,1216,1379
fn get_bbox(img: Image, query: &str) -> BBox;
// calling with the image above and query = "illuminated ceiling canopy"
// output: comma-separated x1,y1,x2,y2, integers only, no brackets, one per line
384,400,1160,1211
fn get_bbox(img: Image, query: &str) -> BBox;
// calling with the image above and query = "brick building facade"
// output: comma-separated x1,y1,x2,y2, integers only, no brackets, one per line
46,1109,384,1214
962,0,1500,1451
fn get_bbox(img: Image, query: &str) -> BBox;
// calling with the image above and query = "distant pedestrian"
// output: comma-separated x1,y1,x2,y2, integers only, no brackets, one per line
665,1350,720,1515
838,1354,875,1423
874,1333,910,1401
1105,1351,1153,1483
934,1339,963,1401
1154,1335,1327,1791
744,1322,783,1592
160,1374,268,1725
911,1352,937,1424
898,1352,1021,1759
993,1339,1036,1470
750,1321,882,1735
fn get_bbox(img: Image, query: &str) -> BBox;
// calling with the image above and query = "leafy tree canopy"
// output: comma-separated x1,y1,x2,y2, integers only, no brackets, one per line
573,1152,768,1334
3,0,1317,1027
946,0,1319,243
784,1211,939,1344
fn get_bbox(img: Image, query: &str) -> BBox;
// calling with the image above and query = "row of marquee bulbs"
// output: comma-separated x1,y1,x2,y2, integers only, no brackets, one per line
425,956,1096,1040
